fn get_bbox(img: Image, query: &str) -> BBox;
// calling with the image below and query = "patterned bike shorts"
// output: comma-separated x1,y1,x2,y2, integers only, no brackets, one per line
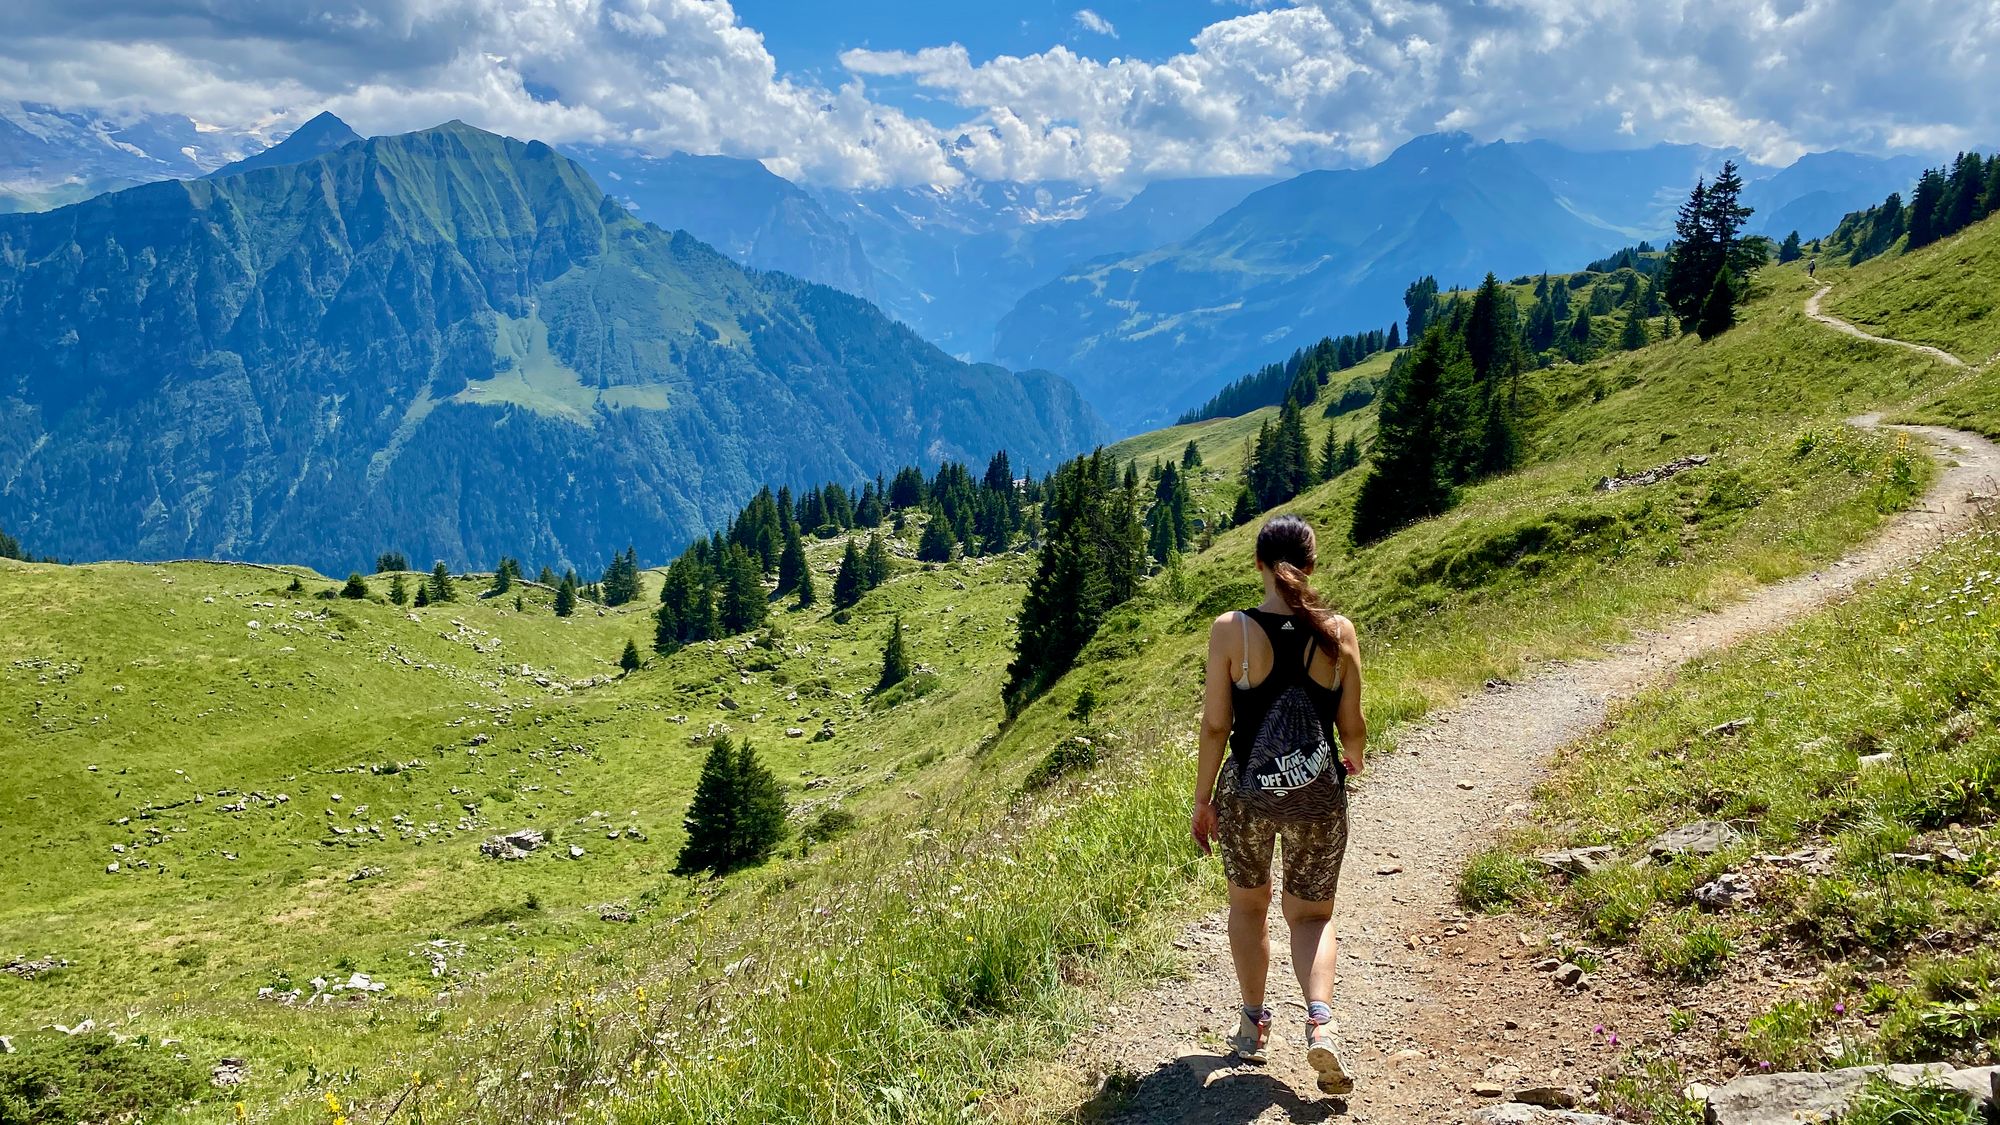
1215,784,1350,903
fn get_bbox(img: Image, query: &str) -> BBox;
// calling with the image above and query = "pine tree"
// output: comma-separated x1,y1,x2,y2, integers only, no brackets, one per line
1778,230,1803,263
795,559,817,608
1231,486,1257,527
675,737,789,875
916,510,955,563
1350,324,1476,544
656,557,718,652
413,584,431,608
537,565,557,587
832,540,865,609
429,561,455,602
488,557,517,596
388,573,409,605
1182,440,1203,468
1403,275,1440,340
1620,305,1649,351
776,523,808,595
341,573,369,599
1696,267,1740,340
375,551,408,573
1336,435,1362,475
876,616,911,693
602,547,641,607
555,571,579,617
718,545,767,634
863,533,891,588
620,639,641,674
1319,426,1343,481
1386,322,1401,349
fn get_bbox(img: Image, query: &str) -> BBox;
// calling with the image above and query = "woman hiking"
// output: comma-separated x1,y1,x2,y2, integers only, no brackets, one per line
1190,514,1365,1095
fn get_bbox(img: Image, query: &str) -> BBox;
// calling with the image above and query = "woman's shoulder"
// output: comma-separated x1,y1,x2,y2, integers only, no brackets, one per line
1321,611,1358,645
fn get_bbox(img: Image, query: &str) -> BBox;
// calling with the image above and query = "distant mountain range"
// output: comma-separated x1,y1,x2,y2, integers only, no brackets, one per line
0,104,1943,437
0,101,274,213
0,122,1100,571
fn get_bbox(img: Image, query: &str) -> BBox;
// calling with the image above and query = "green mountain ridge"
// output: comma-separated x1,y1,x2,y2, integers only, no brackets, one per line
0,120,1102,571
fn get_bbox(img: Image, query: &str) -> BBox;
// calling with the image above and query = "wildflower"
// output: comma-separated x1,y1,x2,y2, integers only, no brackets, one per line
1833,1002,1846,1016
235,1103,248,1122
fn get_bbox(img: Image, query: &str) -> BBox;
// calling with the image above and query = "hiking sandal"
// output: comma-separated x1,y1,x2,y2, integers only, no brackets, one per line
1229,1006,1273,1063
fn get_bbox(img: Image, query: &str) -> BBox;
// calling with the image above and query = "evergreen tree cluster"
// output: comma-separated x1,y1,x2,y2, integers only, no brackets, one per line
1583,242,1662,275
1350,273,1528,544
675,736,788,875
1829,149,1998,265
0,527,21,561
1177,328,1396,425
1243,399,1319,511
1143,459,1195,563
374,551,409,573
600,547,641,606
487,556,521,596
650,448,1032,654
1002,450,1144,715
1660,161,1767,340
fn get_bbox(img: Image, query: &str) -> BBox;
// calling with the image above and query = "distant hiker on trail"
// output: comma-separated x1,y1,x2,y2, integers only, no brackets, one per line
1808,256,1817,278
1191,514,1365,1095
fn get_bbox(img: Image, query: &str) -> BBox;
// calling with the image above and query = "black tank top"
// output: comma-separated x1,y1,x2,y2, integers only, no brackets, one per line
1228,608,1345,774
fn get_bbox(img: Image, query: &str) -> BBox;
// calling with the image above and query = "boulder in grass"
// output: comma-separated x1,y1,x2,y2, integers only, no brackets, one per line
1647,821,1739,860
1703,1064,1993,1125
1536,847,1617,877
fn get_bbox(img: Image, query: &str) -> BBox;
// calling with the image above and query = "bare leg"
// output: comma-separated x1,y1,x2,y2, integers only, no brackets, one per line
1281,891,1338,1004
1226,882,1273,1008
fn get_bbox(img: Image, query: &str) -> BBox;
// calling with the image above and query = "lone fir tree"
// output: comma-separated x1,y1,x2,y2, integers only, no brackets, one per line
675,737,788,875
619,638,641,674
877,615,911,693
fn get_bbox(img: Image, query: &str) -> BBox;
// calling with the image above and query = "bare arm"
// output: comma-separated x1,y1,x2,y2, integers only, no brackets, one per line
1333,616,1366,776
1191,612,1237,853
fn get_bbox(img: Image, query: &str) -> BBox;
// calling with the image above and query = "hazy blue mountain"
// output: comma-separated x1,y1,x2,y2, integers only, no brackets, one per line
570,146,875,297
1740,150,1932,239
814,175,1271,359
995,134,1640,430
1508,139,1759,236
991,134,1933,430
0,101,271,213
207,111,361,178
0,121,1101,571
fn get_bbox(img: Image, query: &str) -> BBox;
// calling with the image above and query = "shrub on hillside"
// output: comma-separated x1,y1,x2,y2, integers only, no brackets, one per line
1021,732,1106,791
0,1032,206,1125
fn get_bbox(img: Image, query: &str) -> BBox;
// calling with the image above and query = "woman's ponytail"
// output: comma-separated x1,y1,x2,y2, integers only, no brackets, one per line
1256,517,1342,664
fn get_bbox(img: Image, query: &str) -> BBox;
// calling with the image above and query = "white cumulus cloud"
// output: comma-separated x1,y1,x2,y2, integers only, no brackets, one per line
0,0,1991,187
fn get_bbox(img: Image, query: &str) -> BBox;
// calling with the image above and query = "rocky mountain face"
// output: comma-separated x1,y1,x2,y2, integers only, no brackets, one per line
0,121,1101,571
569,146,876,297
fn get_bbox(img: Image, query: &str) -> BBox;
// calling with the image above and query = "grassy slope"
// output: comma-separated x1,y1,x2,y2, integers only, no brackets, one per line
1827,212,2000,366
1450,215,2000,1119
0,262,1967,1124
1462,529,2000,1117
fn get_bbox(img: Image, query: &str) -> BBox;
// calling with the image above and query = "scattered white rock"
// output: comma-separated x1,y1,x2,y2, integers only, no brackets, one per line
211,1059,248,1087
1694,872,1757,909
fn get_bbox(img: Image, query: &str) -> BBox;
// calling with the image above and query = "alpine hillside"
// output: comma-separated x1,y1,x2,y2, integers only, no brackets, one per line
0,120,1102,571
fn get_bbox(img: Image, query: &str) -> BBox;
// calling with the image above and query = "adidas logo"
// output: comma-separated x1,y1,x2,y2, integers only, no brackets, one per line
1281,621,1295,630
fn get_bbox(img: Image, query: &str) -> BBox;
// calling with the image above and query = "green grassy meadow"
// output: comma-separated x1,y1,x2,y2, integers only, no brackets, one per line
0,248,1981,1123
1827,213,2000,366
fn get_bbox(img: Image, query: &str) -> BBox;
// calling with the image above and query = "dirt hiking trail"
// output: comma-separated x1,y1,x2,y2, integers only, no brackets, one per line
1060,299,2000,1125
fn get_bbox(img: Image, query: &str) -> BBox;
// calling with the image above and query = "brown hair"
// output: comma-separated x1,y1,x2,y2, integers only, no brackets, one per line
1255,515,1341,664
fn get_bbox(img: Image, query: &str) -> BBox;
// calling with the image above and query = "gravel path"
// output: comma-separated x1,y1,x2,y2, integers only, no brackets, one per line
1805,284,1977,368
1064,313,2000,1125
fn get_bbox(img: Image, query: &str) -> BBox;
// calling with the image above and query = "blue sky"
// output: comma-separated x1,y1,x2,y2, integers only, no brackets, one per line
736,0,1223,92
0,1,1992,188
